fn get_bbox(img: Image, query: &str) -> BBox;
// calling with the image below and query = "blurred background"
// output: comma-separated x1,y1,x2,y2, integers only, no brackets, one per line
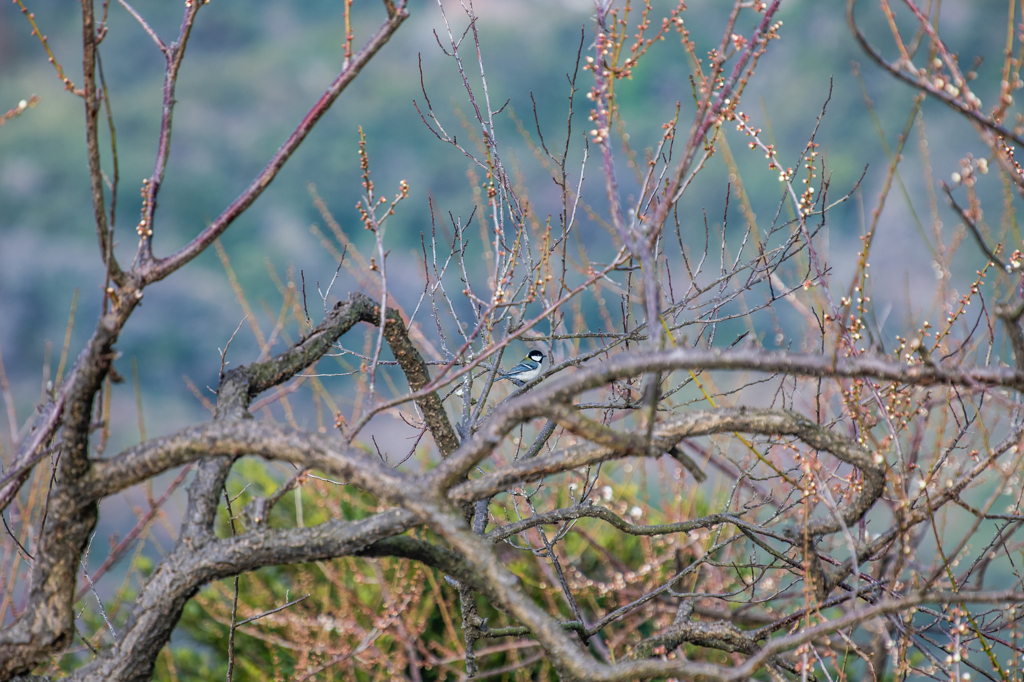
0,0,1010,506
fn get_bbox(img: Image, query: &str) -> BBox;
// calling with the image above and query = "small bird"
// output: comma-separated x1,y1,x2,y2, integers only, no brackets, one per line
499,349,545,387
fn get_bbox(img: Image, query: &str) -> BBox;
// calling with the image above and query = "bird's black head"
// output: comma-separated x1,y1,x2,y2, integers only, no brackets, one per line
527,350,544,363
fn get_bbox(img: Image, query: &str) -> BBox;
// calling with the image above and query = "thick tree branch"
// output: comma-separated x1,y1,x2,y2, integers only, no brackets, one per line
83,420,413,508
0,490,97,680
626,601,793,678
356,536,504,605
546,403,706,481
810,424,1024,595
0,285,146,678
0,277,148,513
68,510,417,682
215,292,375,419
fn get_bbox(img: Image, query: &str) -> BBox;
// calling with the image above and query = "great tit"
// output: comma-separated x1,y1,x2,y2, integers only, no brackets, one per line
499,349,544,387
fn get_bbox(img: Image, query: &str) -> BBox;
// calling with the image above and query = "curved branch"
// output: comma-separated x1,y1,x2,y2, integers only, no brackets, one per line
448,413,709,504
486,505,745,543
453,407,882,539
183,292,384,541
215,292,375,419
356,536,504,603
430,347,1020,491
69,509,417,682
813,423,1024,596
82,420,413,506
626,601,793,677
